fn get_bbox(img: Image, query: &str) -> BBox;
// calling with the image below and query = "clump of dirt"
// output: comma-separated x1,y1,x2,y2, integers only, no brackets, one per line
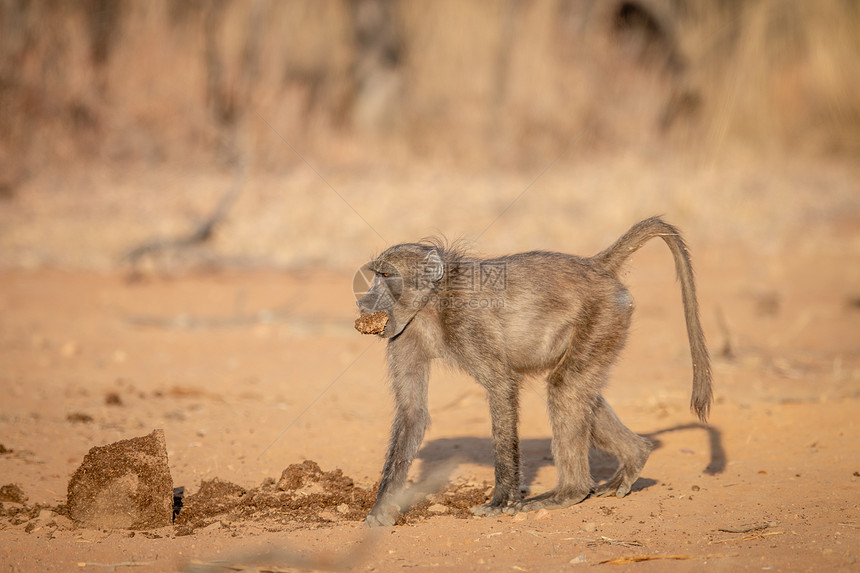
175,460,376,534
276,459,327,490
0,484,27,504
397,483,491,525
174,478,248,533
174,460,492,534
276,459,358,494
0,484,40,525
0,444,13,454
1,504,45,525
66,429,173,530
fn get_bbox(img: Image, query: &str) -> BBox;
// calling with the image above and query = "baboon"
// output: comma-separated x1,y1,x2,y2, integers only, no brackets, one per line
356,216,712,527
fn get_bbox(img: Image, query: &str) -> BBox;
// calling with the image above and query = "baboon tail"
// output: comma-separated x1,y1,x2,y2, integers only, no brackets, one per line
594,216,713,422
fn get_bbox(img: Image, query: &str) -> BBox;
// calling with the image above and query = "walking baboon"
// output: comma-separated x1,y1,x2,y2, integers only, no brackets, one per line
356,216,712,527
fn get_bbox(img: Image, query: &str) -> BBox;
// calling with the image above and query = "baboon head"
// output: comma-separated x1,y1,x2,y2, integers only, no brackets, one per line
356,243,444,338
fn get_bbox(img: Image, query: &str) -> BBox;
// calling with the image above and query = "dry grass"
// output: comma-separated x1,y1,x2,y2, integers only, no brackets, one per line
1,0,858,173
0,1,857,270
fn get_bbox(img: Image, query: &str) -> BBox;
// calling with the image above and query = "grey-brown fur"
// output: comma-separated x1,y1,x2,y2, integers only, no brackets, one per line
357,216,712,527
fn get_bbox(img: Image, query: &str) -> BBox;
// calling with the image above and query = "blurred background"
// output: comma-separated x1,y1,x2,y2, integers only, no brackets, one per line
0,0,858,270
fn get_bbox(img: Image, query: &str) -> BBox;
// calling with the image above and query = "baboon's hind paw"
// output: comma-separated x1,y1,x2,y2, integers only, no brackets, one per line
519,488,589,512
470,500,520,517
592,474,637,498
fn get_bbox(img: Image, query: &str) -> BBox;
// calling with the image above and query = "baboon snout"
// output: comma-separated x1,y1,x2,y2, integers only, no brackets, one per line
356,297,370,312
357,292,388,314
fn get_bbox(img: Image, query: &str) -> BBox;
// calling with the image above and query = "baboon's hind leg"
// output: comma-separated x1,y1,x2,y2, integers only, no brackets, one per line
590,396,652,498
518,365,605,512
520,296,633,513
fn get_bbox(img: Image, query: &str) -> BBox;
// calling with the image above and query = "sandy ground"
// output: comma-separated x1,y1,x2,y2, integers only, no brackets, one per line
1,235,858,571
2,3,859,567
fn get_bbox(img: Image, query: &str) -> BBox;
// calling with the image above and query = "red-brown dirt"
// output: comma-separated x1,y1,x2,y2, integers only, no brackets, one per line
2,2,859,570
1,240,858,571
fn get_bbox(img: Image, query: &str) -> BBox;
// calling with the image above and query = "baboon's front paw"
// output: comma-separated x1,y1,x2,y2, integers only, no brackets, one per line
365,513,395,527
365,505,399,527
519,488,589,512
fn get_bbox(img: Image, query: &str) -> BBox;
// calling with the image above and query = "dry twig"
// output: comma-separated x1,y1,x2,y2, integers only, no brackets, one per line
123,163,246,265
717,523,771,534
600,553,724,565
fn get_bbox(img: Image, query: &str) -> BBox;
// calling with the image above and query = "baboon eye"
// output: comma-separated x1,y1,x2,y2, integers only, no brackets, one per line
380,272,390,278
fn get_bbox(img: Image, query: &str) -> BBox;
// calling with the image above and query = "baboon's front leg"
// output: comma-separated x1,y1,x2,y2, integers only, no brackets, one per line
366,347,430,527
471,378,523,516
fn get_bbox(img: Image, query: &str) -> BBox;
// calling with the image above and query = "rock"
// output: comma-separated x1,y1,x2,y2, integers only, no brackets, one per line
534,508,552,520
66,429,173,530
336,503,350,514
427,503,448,514
582,522,597,532
569,554,587,565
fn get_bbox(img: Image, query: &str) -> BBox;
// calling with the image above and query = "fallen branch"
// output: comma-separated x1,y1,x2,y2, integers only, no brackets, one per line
123,163,246,265
600,554,724,565
717,522,771,534
710,531,783,544
77,562,154,569
598,536,642,548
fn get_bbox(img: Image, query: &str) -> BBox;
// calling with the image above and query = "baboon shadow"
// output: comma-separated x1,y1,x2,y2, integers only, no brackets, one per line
415,423,725,494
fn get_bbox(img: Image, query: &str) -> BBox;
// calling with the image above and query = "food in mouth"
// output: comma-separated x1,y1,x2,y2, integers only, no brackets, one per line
354,311,389,335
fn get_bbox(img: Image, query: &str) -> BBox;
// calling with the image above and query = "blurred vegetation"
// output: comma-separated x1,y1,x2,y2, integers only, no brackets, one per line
0,0,860,173
1,0,859,181
0,1,858,270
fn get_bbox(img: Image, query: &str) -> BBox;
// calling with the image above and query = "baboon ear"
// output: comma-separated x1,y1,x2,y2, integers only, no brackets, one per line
424,250,444,282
